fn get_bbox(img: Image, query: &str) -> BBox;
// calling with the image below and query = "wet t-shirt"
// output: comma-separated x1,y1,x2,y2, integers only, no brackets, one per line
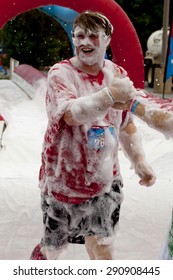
39,59,132,203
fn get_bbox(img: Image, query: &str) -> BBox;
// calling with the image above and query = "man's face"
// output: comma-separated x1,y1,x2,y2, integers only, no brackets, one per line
73,26,110,66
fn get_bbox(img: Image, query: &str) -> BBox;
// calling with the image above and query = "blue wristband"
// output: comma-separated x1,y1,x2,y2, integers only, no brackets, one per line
131,101,140,113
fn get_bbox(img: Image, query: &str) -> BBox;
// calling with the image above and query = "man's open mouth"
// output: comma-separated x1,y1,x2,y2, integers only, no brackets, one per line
82,48,94,53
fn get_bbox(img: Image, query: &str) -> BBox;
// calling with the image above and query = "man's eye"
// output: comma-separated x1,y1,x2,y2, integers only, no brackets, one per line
89,34,98,39
76,34,84,39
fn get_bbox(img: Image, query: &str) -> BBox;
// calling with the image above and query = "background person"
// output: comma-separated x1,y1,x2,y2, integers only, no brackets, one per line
113,97,173,259
0,57,8,75
113,98,173,138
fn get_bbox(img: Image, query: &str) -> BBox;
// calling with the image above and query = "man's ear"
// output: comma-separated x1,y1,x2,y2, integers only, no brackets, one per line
105,36,111,48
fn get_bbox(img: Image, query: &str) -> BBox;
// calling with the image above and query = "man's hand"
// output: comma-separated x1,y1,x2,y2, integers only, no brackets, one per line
113,100,131,110
134,160,156,187
109,77,136,103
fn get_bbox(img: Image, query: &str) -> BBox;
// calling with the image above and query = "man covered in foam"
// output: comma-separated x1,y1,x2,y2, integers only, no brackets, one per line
30,10,156,260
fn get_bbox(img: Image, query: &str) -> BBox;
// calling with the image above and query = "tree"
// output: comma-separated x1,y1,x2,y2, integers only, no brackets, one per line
2,9,72,69
1,2,170,69
116,0,163,53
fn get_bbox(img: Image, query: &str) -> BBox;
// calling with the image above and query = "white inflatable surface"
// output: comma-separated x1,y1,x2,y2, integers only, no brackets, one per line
0,79,173,260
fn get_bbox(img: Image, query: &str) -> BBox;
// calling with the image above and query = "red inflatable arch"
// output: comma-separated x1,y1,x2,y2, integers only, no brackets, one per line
0,0,144,88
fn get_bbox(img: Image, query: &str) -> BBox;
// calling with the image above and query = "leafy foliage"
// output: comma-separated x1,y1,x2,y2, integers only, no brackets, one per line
116,0,164,52
2,9,72,69
1,1,172,69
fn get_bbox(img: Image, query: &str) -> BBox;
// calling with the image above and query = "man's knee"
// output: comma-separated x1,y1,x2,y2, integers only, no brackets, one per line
85,236,113,260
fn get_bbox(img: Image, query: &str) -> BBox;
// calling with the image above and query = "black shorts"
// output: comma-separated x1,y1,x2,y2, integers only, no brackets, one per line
41,176,123,250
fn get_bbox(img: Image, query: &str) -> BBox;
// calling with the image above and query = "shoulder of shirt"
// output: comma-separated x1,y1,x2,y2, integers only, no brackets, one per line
48,59,72,75
104,59,127,77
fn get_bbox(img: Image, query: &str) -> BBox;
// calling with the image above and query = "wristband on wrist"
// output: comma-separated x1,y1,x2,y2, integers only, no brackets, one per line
104,87,115,104
130,100,140,113
129,99,137,111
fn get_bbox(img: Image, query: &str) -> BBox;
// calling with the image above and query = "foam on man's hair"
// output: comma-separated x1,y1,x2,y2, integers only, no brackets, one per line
84,10,114,34
72,10,113,37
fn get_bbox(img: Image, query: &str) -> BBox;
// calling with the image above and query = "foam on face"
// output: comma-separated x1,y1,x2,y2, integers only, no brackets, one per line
72,26,110,67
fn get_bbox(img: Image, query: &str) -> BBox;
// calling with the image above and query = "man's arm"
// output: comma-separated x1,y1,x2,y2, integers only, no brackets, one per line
113,100,173,137
64,76,136,126
63,88,112,126
119,120,156,186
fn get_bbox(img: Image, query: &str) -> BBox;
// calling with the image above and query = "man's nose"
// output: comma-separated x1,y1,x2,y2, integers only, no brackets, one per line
81,36,91,45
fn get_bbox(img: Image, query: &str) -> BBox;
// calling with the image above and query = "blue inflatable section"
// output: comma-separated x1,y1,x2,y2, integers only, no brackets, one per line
39,5,78,52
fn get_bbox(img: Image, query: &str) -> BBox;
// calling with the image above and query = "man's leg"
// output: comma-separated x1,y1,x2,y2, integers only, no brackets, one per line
30,195,69,260
30,244,47,260
85,236,112,260
30,242,68,260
